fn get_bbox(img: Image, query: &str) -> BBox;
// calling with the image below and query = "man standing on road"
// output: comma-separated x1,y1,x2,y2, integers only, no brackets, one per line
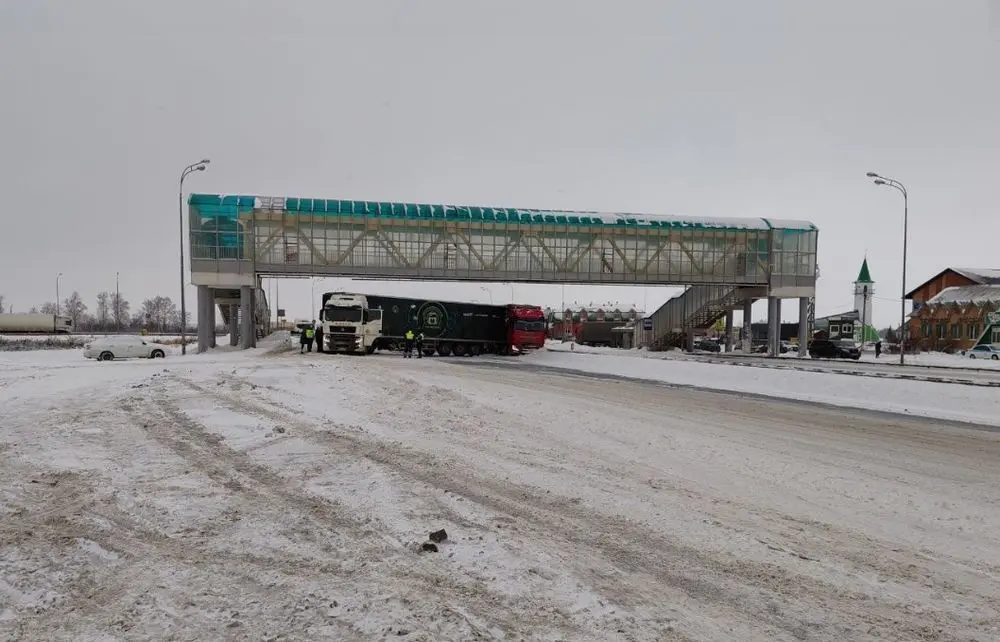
314,319,323,354
403,329,415,358
875,340,882,359
415,331,425,358
301,324,315,353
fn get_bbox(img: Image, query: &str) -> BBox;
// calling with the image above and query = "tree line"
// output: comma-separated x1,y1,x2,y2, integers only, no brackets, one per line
0,291,213,334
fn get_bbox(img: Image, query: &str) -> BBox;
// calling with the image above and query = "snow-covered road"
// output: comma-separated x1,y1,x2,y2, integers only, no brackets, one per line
3,342,1000,640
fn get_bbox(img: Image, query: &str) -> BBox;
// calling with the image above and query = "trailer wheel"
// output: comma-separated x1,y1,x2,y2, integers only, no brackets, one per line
422,348,436,357
437,343,452,356
452,343,466,357
469,344,481,356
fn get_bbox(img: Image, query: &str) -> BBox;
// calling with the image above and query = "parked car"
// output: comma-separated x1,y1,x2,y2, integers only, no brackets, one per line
693,338,721,352
967,345,1000,360
809,338,861,360
84,336,169,361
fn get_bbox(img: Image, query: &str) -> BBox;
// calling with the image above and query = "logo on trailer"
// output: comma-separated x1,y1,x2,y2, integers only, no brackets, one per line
417,302,449,337
988,312,1000,326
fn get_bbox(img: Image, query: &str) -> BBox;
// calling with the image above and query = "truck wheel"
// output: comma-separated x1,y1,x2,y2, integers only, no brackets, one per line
365,345,376,355
452,343,466,357
422,348,435,357
469,344,481,356
437,343,452,356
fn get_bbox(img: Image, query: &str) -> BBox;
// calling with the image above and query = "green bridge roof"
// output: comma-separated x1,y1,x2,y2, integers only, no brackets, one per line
188,193,818,232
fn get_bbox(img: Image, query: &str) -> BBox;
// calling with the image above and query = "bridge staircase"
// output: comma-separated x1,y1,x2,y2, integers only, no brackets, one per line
217,287,270,338
647,285,763,351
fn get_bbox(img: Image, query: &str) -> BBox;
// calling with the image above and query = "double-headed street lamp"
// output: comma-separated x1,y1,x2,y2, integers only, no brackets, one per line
56,272,63,316
865,171,908,366
179,159,210,355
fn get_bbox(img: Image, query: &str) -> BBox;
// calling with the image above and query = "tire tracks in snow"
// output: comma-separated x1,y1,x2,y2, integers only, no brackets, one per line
140,374,592,641
238,357,1000,641
173,366,985,642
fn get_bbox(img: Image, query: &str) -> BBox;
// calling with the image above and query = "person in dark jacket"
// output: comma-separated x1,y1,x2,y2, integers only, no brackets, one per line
415,332,425,358
314,319,323,353
301,325,315,353
874,340,882,359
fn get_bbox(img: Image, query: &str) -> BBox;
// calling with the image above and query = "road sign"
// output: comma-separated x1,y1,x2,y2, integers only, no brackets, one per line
642,318,653,331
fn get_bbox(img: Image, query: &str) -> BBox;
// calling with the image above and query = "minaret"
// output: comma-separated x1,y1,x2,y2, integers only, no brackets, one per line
853,258,875,343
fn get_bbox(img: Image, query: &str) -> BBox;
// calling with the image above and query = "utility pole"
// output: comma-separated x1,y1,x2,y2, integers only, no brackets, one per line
115,272,120,333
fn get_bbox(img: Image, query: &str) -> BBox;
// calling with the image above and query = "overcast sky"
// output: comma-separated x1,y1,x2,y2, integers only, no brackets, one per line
2,0,997,327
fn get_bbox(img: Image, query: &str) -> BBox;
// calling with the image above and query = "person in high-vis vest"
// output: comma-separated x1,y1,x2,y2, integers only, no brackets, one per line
301,325,316,353
403,329,415,358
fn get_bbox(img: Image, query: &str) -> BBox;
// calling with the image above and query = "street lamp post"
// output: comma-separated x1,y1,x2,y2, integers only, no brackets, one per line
866,171,908,366
479,286,493,304
179,159,210,355
56,272,62,316
115,272,120,333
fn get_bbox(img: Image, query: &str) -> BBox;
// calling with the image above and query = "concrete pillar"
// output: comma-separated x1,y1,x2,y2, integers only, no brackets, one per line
767,296,778,357
798,297,809,358
774,298,782,356
742,299,754,353
240,286,253,349
196,286,211,354
208,296,217,348
229,305,239,346
724,309,734,353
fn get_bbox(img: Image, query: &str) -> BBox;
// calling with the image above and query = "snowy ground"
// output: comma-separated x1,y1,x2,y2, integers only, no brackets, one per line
3,336,1000,640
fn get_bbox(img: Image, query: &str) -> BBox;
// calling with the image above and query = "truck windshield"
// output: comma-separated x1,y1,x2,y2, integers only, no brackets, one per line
514,321,545,331
324,307,362,323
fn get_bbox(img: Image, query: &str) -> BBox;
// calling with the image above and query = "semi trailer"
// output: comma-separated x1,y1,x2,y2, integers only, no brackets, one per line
319,292,546,356
0,314,75,334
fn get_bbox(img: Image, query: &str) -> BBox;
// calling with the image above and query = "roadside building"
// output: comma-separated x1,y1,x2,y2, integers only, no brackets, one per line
906,268,1000,352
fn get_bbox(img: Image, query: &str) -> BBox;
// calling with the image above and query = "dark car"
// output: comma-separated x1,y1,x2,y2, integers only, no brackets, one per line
809,338,861,360
693,338,721,352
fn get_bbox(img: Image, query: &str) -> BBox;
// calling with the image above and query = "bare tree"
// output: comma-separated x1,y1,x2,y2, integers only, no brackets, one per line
96,292,111,331
141,296,177,333
0,294,5,314
39,302,58,315
62,291,89,327
29,306,38,314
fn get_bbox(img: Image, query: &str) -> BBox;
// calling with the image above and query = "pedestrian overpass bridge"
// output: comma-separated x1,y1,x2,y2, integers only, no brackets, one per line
187,193,818,354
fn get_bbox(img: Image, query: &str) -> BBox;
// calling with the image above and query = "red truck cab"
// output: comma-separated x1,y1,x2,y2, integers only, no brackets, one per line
506,305,547,353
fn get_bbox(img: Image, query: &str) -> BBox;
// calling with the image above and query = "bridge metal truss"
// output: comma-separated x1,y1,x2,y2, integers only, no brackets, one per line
188,195,818,294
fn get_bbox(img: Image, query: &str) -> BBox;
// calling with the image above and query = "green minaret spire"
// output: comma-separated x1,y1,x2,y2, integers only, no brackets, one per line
856,257,873,284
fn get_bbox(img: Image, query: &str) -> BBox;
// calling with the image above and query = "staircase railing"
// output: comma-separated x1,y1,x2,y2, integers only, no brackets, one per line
647,285,760,351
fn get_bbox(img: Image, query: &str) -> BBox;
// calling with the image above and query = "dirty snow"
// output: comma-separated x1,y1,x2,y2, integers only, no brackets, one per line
2,335,1000,640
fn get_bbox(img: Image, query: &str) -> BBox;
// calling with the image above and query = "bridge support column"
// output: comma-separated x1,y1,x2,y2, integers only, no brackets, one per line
798,297,809,357
724,309,734,352
196,286,212,354
742,299,753,353
229,305,239,346
208,296,217,349
767,296,779,357
240,286,255,349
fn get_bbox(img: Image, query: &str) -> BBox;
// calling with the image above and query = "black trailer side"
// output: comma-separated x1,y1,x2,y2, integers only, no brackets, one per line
364,295,509,356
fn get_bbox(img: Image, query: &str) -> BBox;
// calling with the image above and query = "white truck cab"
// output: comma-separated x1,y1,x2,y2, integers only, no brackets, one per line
321,293,383,354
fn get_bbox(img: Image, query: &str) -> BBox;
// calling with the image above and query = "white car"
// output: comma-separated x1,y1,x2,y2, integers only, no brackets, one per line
967,344,1000,360
83,336,169,361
